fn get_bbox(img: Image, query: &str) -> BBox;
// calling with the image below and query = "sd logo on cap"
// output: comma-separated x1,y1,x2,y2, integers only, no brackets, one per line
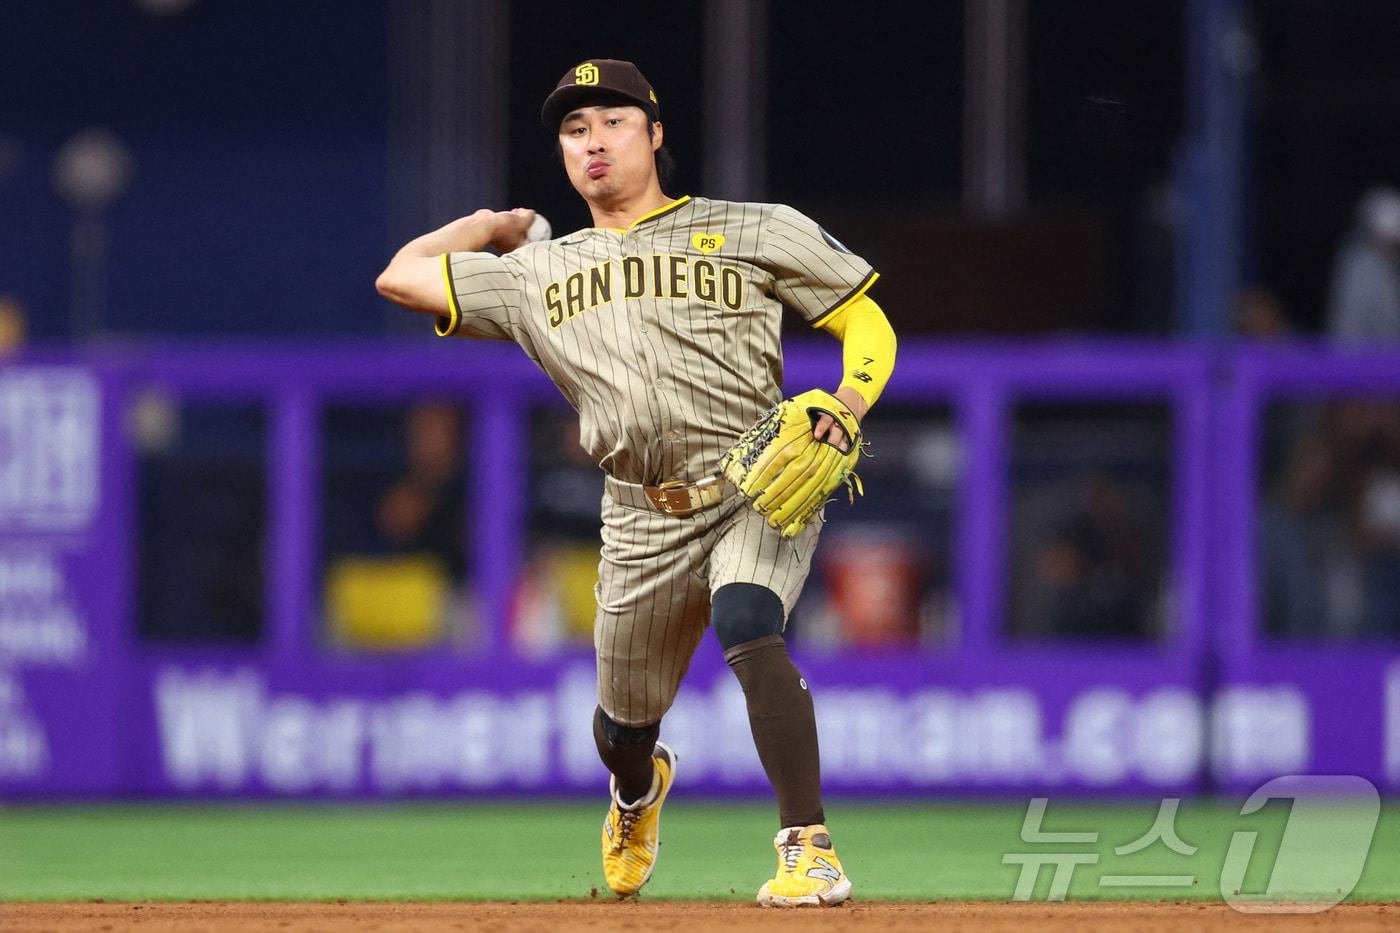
542,59,660,129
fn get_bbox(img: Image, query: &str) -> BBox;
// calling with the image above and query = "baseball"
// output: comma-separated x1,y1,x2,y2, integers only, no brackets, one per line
527,212,552,243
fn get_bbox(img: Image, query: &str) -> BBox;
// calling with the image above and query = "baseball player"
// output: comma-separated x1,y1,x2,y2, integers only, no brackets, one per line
376,59,897,907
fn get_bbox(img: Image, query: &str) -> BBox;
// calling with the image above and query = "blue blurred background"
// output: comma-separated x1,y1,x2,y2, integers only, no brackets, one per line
3,1,1393,340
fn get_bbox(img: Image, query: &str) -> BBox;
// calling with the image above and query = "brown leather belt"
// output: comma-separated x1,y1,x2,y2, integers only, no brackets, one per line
642,474,728,516
604,473,730,517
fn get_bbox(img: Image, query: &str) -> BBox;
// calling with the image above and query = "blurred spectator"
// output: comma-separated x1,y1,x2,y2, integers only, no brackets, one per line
1326,187,1400,343
0,295,27,356
1276,401,1400,638
1347,405,1400,637
1028,473,1151,639
1238,252,1400,638
373,401,465,578
1233,286,1315,495
1234,286,1293,341
1009,404,1168,642
322,401,470,651
1238,286,1329,637
513,412,605,653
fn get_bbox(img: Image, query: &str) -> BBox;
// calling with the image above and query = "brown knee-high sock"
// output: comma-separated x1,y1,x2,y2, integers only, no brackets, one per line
724,634,825,828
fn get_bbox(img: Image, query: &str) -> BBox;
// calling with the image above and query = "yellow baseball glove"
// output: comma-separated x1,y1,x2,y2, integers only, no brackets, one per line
719,388,865,538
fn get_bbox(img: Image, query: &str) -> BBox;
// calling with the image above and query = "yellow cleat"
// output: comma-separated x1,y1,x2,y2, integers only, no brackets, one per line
756,824,853,907
600,742,677,897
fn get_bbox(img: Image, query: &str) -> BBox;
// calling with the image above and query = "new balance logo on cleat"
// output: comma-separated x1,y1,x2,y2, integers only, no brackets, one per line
806,857,842,884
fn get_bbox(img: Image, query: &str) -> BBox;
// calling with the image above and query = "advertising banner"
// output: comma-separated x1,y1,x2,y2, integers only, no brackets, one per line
2,346,1397,799
124,649,1397,797
0,366,125,793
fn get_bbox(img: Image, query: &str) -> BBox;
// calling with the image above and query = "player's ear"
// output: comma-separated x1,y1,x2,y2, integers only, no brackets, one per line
651,121,664,152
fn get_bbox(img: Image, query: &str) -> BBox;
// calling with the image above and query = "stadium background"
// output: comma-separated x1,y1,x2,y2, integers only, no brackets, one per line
3,0,1400,915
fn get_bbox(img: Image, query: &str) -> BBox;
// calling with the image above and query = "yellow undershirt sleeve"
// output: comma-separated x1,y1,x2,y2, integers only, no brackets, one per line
814,294,897,410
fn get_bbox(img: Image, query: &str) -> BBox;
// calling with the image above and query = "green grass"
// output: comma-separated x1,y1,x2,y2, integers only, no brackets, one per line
1,799,1397,902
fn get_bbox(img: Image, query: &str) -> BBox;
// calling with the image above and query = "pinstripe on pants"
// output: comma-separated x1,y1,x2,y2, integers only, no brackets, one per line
594,478,821,727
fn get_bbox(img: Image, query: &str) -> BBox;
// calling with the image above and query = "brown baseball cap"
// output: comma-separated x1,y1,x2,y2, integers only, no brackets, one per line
541,59,660,130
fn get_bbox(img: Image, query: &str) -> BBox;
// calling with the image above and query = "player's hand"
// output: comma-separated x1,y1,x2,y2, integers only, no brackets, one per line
486,208,537,253
812,386,868,452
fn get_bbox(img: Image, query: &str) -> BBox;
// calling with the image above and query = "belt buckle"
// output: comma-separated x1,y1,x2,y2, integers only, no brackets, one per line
655,479,693,515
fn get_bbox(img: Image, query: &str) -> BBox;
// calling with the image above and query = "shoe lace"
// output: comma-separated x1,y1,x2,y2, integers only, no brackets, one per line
612,804,643,852
777,830,804,873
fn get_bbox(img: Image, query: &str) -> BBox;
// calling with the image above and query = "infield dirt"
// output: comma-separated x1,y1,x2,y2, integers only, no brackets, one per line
2,901,1395,932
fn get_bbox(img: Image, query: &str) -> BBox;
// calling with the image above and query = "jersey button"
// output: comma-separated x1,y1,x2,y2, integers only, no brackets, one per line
654,377,664,388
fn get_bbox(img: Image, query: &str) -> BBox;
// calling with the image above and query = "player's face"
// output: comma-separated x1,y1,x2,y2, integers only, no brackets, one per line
558,105,662,204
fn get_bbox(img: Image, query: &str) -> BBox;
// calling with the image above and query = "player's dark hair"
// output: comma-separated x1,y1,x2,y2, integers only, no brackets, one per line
645,120,677,187
550,118,675,189
654,145,676,188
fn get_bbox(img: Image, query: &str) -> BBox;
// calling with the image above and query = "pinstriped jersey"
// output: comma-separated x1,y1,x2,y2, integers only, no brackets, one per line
439,195,876,485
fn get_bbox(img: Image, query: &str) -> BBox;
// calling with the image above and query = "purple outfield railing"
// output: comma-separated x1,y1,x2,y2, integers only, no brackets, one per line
0,339,1396,799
